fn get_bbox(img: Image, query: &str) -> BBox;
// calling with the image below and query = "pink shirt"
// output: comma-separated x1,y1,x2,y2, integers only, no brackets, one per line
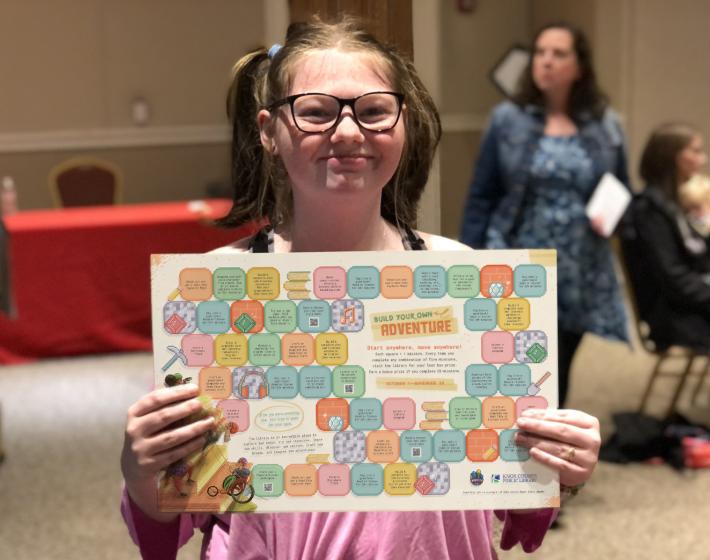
122,489,555,559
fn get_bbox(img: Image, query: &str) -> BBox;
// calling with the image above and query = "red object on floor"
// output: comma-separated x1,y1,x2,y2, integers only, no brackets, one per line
0,199,257,364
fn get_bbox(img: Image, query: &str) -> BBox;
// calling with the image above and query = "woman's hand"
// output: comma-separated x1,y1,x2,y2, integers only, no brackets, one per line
514,408,601,488
121,384,216,486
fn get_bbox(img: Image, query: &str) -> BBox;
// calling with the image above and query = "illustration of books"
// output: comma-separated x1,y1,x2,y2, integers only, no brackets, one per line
285,271,310,299
420,401,448,430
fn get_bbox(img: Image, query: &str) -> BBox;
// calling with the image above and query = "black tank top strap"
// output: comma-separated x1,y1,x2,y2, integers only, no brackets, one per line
400,224,427,251
248,226,274,253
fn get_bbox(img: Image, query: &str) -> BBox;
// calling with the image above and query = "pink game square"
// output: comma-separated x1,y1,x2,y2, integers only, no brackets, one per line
382,397,416,430
481,331,514,364
318,463,351,496
313,267,347,300
515,396,548,419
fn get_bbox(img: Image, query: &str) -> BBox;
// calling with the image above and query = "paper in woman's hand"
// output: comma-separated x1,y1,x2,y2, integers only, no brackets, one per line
585,172,631,237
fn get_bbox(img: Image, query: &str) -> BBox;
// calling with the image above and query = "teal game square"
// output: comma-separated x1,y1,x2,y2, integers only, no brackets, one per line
351,463,384,496
264,300,297,333
213,267,246,300
333,365,365,398
299,366,332,398
400,430,433,462
433,430,466,462
463,298,497,331
252,464,284,497
266,366,299,398
297,300,331,333
465,364,498,396
196,301,231,334
349,398,382,430
500,429,530,461
513,265,547,297
414,266,447,298
248,333,281,366
347,266,380,299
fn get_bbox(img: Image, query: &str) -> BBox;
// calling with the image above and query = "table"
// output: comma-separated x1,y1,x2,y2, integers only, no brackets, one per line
0,199,257,364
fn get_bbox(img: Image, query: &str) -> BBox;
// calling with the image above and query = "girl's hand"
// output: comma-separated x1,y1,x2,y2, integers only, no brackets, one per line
514,408,601,488
121,384,216,485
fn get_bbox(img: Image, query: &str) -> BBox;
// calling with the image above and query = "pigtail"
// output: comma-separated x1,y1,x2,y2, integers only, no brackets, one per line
216,48,272,228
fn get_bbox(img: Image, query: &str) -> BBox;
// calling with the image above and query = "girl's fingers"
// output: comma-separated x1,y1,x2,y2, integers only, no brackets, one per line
514,431,595,470
144,415,217,458
129,384,201,418
515,416,597,450
128,395,206,440
527,447,591,487
144,432,213,474
519,408,599,430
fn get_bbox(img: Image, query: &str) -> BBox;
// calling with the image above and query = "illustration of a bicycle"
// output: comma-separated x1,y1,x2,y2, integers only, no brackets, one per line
207,458,255,503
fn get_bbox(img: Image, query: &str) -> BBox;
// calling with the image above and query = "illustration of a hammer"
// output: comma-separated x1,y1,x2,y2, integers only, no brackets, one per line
162,346,188,371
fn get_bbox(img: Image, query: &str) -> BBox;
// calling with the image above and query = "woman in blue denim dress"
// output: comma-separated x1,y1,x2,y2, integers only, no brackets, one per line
460,22,630,407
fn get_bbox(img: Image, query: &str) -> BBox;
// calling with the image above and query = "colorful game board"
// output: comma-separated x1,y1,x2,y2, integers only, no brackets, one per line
151,249,559,513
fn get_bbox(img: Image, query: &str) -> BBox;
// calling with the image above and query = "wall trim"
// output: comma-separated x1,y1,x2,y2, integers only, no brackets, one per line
0,124,231,154
441,113,488,133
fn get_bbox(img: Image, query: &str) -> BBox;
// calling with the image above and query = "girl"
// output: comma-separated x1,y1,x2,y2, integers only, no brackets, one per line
121,18,601,559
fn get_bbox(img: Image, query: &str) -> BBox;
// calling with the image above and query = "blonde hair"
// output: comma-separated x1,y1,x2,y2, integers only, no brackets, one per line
679,174,710,211
217,16,441,230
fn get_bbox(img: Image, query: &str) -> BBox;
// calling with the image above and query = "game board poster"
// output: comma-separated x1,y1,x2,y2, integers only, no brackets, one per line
151,249,559,513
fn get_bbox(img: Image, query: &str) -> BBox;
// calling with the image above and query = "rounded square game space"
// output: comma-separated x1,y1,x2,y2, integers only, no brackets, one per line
516,395,548,417
318,463,351,496
299,366,332,398
252,464,284,497
498,364,531,397
297,300,331,333
313,266,347,300
284,464,318,496
333,430,366,463
384,463,416,495
316,398,349,431
465,364,498,397
332,365,365,398
351,463,384,496
400,430,433,462
331,299,365,333
500,429,530,461
463,298,497,331
414,265,447,298
214,333,248,367
315,333,348,365
482,396,516,429
416,462,450,495
382,397,416,430
481,331,515,363
180,333,214,367
448,397,482,429
366,430,400,463
174,267,213,301
247,333,281,366
230,300,264,333
196,301,231,334
433,430,466,462
198,367,231,399
514,330,548,364
380,266,413,299
514,264,546,297
349,398,382,430
480,265,513,298
266,366,299,399
264,300,297,333
447,265,480,298
246,267,280,300
497,298,530,331
466,428,499,461
232,366,269,400
163,301,197,334
217,399,250,432
213,267,246,300
347,266,380,299
281,333,315,366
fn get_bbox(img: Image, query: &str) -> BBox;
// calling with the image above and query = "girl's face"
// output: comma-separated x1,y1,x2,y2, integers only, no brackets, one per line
532,28,581,99
259,49,405,207
677,134,707,183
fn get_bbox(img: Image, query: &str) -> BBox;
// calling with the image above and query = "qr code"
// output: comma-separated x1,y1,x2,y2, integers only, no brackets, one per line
412,447,421,457
309,317,319,328
344,384,354,394
263,483,273,492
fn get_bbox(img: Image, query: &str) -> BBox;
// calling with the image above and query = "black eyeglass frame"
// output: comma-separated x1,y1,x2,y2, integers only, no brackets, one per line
266,91,405,133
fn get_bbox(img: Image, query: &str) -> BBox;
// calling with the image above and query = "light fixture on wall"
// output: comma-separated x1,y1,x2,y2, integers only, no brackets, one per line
131,97,151,126
489,45,530,99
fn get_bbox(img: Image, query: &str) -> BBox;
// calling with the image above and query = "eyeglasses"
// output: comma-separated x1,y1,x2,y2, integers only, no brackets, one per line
267,91,404,133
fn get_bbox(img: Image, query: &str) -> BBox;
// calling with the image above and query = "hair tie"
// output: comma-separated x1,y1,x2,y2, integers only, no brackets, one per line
268,43,283,59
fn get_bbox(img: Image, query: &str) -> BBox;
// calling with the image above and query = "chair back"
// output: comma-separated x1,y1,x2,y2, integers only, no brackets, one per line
49,157,123,207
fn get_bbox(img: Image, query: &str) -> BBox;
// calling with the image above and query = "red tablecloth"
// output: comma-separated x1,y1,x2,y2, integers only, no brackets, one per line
0,199,255,364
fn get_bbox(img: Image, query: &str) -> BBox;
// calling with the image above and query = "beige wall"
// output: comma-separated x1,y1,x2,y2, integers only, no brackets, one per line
0,0,263,209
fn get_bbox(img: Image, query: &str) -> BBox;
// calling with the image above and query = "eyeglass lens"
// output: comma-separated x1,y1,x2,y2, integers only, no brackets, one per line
291,93,400,132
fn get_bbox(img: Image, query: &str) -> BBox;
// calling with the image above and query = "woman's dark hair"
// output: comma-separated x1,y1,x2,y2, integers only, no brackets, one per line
513,21,608,119
216,16,441,231
640,122,699,201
